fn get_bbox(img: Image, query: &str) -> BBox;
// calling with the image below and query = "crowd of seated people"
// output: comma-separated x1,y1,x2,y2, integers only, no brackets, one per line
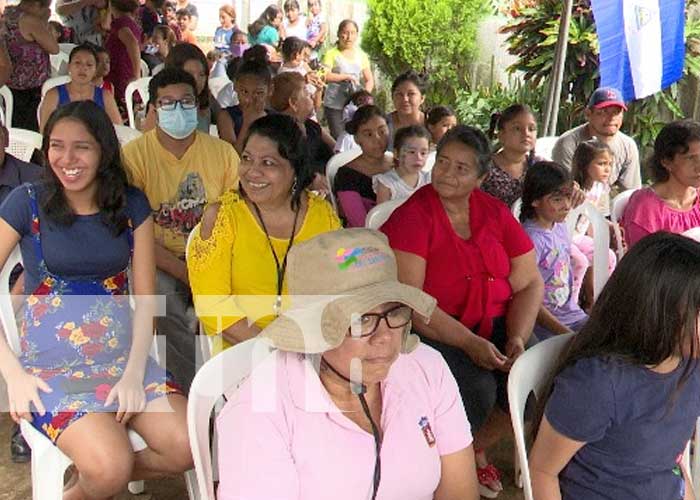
0,2,699,498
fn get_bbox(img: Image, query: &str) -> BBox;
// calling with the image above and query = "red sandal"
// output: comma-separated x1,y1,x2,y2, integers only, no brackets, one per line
476,463,503,498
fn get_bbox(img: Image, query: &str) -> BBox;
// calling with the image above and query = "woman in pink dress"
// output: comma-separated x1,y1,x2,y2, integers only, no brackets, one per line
622,120,700,247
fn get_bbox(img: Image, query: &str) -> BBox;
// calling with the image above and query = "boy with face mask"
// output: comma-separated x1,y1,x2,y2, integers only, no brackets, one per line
122,67,239,393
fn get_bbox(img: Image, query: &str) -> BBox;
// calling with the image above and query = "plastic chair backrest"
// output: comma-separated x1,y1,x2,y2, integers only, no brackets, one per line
187,338,274,500
58,43,76,55
50,52,69,77
0,85,13,127
610,188,636,224
682,227,700,242
365,198,405,229
7,128,42,162
566,201,610,299
0,245,22,354
125,77,152,129
152,63,165,76
208,76,237,108
325,147,362,210
534,136,559,161
508,333,574,500
423,150,436,172
114,124,143,146
140,59,150,78
42,76,72,98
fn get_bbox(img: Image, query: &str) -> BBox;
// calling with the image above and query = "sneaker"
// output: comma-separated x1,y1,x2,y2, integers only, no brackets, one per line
10,424,30,463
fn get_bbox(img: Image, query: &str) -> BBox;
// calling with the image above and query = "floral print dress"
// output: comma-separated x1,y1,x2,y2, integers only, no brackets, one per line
20,186,181,444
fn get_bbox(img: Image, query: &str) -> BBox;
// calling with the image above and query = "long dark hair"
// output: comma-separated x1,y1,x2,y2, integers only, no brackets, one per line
648,120,700,183
41,101,129,235
242,114,312,210
520,161,572,222
533,232,700,438
487,103,534,140
571,138,611,190
248,5,281,38
165,43,210,109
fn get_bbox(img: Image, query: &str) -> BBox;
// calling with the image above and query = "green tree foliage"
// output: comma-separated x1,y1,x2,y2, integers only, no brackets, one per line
498,0,700,152
361,0,492,104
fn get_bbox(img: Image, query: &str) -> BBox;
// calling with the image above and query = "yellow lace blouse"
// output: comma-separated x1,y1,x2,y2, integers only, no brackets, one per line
187,190,341,352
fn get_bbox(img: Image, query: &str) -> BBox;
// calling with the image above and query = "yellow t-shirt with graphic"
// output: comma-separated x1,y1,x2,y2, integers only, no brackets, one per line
187,189,342,353
122,130,239,258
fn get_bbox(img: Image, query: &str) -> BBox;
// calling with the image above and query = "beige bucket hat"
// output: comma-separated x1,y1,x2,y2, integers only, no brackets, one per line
259,228,436,354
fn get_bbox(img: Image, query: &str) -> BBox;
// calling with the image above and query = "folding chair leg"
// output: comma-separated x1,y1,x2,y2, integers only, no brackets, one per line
31,445,71,500
514,448,523,489
184,469,200,499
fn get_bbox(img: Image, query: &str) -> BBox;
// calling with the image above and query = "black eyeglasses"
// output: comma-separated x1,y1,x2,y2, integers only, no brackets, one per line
350,304,412,338
156,96,197,111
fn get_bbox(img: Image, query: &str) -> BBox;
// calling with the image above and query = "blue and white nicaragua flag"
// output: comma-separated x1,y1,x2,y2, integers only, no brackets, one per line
591,0,685,102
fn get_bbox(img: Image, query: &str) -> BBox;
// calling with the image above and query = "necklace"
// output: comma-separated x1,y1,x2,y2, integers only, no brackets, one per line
251,202,301,315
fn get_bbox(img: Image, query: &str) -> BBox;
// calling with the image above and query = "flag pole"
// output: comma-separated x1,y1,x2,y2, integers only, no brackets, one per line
542,0,575,136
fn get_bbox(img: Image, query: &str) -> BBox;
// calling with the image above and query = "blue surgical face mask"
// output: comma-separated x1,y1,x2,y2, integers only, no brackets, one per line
157,105,198,139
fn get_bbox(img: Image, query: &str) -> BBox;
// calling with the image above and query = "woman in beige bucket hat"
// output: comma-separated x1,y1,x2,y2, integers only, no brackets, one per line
216,228,479,500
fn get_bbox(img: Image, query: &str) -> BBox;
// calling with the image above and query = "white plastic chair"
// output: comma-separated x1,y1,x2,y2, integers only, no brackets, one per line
187,338,275,500
0,85,13,127
50,51,69,77
41,75,72,98
508,333,574,500
7,128,42,162
125,77,152,129
58,43,76,55
365,198,406,229
566,202,611,299
509,333,694,499
152,62,165,76
610,188,637,259
114,124,142,146
534,135,559,161
140,59,150,78
208,76,236,108
0,246,200,499
610,189,636,224
325,147,362,210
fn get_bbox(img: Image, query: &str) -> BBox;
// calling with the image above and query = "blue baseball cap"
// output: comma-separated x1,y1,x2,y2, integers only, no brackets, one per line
587,87,627,111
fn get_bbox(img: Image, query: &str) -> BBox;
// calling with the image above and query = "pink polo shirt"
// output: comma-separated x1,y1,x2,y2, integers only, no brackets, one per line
216,344,472,500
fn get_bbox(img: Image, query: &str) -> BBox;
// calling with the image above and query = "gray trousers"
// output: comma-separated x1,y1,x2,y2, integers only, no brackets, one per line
156,270,198,395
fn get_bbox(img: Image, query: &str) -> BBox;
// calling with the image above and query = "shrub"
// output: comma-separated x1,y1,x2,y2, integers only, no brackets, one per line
361,0,492,105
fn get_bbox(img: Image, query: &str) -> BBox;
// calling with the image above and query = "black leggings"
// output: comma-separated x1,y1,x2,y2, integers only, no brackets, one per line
421,317,522,433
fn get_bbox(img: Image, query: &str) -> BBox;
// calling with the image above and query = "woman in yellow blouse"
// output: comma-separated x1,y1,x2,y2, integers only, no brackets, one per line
187,114,341,353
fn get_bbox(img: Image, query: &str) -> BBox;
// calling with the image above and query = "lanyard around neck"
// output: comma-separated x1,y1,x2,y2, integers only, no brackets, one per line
251,201,301,315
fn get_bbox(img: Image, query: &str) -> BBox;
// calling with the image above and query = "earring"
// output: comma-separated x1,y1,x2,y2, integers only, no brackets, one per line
291,177,298,193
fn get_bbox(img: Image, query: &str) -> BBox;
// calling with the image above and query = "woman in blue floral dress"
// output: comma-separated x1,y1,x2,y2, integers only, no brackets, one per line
0,101,193,499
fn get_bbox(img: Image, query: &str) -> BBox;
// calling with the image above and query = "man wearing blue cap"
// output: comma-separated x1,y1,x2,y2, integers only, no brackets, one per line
552,87,641,201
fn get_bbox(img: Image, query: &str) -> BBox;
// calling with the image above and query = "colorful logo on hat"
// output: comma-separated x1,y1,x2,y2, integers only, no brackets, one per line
336,246,388,271
419,416,436,447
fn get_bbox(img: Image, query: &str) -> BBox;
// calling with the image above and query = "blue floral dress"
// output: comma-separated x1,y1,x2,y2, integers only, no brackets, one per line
20,186,181,444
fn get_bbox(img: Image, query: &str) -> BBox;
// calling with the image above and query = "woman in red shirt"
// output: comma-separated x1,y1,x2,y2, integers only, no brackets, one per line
381,125,543,499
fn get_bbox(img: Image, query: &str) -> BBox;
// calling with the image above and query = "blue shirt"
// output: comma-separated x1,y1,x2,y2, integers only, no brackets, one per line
0,183,151,293
0,153,43,204
546,356,700,500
